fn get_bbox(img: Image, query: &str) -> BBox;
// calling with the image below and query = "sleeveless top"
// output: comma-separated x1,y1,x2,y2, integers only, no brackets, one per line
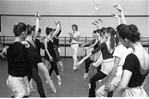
45,38,56,59
26,40,39,68
53,30,62,48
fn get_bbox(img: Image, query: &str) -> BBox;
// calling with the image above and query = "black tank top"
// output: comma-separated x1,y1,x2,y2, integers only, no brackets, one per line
26,40,39,68
53,37,59,47
53,30,62,48
46,38,56,58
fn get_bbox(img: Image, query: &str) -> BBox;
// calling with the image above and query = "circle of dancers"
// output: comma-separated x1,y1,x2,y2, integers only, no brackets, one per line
1,3,149,98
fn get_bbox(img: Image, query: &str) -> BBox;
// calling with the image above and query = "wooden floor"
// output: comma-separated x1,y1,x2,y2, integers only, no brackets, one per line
0,58,149,97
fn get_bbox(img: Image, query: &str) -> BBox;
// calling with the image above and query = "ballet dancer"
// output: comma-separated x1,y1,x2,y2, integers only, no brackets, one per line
80,29,100,80
69,24,81,71
96,4,132,97
23,13,56,95
113,24,149,97
6,22,31,98
45,26,62,86
77,27,117,97
52,21,64,71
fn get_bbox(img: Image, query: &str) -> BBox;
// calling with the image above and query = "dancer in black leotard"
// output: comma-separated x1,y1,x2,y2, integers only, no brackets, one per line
23,24,46,97
23,13,56,94
34,20,56,93
52,21,64,71
45,27,62,86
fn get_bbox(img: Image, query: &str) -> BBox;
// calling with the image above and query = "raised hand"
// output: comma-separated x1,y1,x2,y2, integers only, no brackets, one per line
69,32,73,37
113,3,122,12
55,21,60,25
92,22,97,25
98,19,103,22
95,21,99,24
35,12,41,20
112,12,120,19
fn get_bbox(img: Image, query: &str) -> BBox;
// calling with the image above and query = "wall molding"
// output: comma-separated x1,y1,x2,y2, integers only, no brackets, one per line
0,14,149,17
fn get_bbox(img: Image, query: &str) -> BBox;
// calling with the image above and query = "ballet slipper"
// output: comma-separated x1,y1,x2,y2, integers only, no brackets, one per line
48,82,57,93
57,76,61,85
30,88,36,93
61,65,64,71
27,87,32,97
46,79,53,83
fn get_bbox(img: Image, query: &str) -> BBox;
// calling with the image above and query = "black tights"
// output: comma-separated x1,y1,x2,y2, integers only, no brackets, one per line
89,71,107,97
29,67,46,97
85,58,93,73
49,61,59,76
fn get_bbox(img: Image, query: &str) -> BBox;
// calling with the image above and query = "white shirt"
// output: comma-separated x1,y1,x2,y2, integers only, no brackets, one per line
71,31,81,43
113,43,132,66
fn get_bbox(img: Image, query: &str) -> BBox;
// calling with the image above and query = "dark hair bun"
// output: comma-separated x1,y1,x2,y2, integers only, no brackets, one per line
117,24,127,32
13,22,26,36
26,24,33,35
118,24,140,42
46,27,53,36
13,24,17,35
128,24,140,42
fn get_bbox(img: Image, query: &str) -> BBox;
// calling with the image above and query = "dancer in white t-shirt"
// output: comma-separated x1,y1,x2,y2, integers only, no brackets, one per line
69,24,81,71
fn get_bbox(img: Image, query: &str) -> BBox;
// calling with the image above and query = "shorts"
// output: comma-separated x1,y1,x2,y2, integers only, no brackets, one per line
6,75,27,98
100,58,114,75
122,86,147,97
92,54,103,67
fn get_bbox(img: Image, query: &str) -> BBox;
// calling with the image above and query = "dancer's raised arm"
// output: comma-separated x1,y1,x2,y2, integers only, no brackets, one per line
114,3,126,24
51,21,60,38
112,12,120,25
33,12,40,40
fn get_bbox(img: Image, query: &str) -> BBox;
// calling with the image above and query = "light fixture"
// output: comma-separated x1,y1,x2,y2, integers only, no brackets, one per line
94,4,100,11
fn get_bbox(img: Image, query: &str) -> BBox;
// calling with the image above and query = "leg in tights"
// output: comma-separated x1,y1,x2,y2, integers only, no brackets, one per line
49,61,59,76
32,68,46,97
85,58,93,73
89,71,107,97
96,65,101,72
